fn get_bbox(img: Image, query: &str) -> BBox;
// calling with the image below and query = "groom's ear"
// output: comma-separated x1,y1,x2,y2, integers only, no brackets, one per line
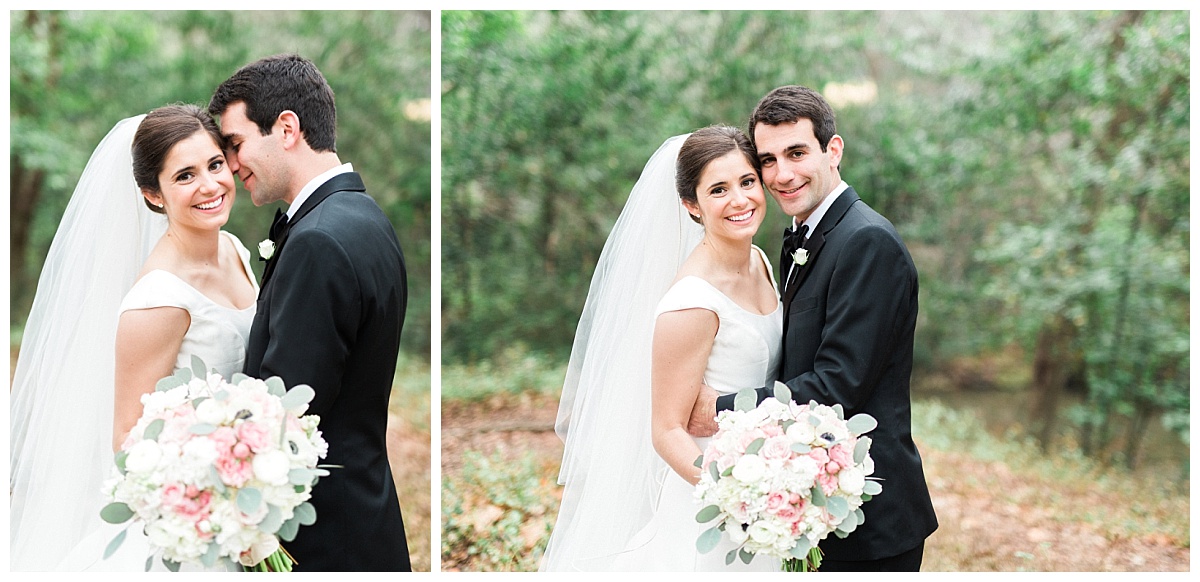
276,110,303,150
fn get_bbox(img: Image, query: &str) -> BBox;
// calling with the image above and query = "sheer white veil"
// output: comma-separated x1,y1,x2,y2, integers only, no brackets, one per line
9,114,167,570
541,134,703,570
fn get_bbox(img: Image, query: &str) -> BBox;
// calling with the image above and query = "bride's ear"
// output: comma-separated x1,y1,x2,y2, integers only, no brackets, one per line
141,188,165,214
681,199,702,224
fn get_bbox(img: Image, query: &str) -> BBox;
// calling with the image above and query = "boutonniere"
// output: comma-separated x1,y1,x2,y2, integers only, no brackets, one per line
258,239,276,261
792,248,809,266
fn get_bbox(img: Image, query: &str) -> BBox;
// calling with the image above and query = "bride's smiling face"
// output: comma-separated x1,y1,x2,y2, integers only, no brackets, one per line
684,150,766,241
145,131,236,230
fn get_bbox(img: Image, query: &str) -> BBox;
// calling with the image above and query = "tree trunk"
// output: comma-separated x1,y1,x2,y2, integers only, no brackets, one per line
9,153,46,318
1029,315,1077,452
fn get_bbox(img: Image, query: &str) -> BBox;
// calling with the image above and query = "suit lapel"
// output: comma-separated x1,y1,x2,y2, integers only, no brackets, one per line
781,188,863,321
260,172,367,289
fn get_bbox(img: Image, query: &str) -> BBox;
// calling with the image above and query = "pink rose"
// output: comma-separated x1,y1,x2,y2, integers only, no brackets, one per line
237,422,272,452
808,447,830,465
765,491,787,512
209,426,237,453
760,436,792,461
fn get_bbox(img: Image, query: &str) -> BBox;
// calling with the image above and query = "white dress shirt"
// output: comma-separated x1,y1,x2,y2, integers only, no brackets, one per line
287,162,354,220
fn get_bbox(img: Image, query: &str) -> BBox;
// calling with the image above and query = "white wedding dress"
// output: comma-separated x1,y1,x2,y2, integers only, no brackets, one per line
54,231,258,572
601,247,783,571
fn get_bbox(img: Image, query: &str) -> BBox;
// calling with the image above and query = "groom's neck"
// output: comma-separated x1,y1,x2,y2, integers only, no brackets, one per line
281,150,343,205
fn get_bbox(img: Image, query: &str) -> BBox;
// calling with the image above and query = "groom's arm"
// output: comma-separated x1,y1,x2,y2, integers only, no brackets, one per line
260,228,359,416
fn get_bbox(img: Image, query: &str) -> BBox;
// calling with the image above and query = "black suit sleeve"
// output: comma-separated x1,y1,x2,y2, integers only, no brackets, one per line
259,227,359,416
781,225,914,415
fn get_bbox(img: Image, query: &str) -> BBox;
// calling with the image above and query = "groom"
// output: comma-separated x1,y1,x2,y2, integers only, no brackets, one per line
689,85,937,570
209,54,412,571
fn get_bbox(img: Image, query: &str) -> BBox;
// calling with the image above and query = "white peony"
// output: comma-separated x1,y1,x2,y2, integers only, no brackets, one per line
838,466,866,496
731,454,767,483
252,450,291,485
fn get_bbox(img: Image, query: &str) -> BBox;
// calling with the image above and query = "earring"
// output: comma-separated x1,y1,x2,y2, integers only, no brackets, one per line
156,203,164,208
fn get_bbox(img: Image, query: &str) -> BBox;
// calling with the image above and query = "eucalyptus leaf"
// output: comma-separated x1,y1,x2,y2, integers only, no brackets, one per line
144,418,165,442
231,372,250,384
100,502,134,524
163,558,181,572
832,403,844,420
846,413,878,435
781,419,795,431
834,529,849,539
696,526,722,553
155,375,185,392
294,501,317,526
103,528,128,559
191,355,207,381
709,461,719,482
281,384,316,410
279,516,300,542
190,396,209,410
826,496,849,520
790,443,811,454
836,513,858,535
190,422,217,435
810,485,827,507
145,555,154,572
174,367,193,384
289,467,315,486
693,454,703,469
201,541,220,567
744,437,765,455
115,450,129,475
214,389,230,401
772,381,791,403
265,376,287,397
695,504,721,523
854,507,865,525
720,466,733,477
733,387,758,412
808,414,822,427
260,504,284,534
237,487,263,514
210,466,227,494
790,536,812,557
739,547,753,564
853,436,872,464
725,548,737,566
863,480,883,496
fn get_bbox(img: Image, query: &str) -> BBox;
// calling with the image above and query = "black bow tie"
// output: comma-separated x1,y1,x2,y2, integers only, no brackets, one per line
782,223,809,262
269,208,290,244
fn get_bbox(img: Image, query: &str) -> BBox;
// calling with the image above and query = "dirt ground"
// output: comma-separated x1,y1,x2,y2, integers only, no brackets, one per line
441,393,1190,573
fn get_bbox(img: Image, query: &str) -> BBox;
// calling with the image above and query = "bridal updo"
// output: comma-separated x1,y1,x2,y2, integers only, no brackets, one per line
132,104,225,214
675,125,760,225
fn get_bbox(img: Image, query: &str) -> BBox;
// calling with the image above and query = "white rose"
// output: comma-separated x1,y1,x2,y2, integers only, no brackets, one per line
258,239,276,260
252,450,291,485
125,440,162,473
747,521,778,545
838,466,866,496
731,454,767,483
786,419,816,445
194,398,227,425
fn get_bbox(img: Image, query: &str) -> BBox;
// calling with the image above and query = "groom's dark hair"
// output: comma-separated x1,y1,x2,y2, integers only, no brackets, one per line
748,85,837,152
208,53,337,153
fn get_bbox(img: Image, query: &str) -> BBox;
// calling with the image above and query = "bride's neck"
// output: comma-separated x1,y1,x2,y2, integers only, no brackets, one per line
698,235,752,276
163,225,221,268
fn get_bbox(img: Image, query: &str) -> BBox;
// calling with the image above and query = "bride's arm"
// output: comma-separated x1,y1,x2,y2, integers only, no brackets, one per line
650,307,718,486
112,307,189,451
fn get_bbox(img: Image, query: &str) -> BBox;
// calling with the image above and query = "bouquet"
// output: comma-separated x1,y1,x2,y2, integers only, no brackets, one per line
100,356,329,571
694,384,881,571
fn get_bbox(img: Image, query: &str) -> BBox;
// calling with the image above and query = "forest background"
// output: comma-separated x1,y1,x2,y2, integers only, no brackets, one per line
440,10,1190,571
8,10,433,570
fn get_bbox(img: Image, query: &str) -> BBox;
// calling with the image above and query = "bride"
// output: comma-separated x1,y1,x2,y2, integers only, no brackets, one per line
9,105,258,571
542,126,782,571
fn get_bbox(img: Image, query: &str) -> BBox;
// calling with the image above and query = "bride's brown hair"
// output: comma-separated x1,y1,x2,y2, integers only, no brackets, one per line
674,125,760,225
131,104,225,214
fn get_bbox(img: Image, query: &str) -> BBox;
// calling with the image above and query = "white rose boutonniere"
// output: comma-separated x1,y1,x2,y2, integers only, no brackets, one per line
792,248,809,266
258,239,276,260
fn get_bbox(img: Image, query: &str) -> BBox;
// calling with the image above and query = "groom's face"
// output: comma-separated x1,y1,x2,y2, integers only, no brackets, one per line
219,101,287,207
754,119,843,222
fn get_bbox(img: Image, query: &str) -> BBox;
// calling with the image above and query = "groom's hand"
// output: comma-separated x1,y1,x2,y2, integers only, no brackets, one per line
686,384,720,437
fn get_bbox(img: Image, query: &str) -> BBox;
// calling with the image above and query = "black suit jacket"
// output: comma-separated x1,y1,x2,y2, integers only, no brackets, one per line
718,187,937,562
244,172,411,571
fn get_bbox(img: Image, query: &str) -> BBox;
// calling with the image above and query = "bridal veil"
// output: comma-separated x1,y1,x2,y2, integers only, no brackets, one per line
542,134,703,570
9,115,167,570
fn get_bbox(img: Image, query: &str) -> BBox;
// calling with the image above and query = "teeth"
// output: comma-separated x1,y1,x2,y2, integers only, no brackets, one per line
196,196,223,210
728,210,753,221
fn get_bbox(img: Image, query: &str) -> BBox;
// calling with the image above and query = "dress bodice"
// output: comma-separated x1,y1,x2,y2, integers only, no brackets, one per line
653,246,782,396
117,231,257,379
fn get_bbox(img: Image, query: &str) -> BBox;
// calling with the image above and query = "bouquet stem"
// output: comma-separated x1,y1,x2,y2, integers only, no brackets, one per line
782,547,823,572
244,545,297,572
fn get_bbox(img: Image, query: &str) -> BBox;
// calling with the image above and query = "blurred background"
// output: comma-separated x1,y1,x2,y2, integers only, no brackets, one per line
440,10,1189,571
9,10,432,570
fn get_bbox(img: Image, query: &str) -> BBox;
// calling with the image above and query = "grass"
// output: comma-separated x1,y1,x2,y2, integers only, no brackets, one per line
389,356,433,571
440,357,1190,571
